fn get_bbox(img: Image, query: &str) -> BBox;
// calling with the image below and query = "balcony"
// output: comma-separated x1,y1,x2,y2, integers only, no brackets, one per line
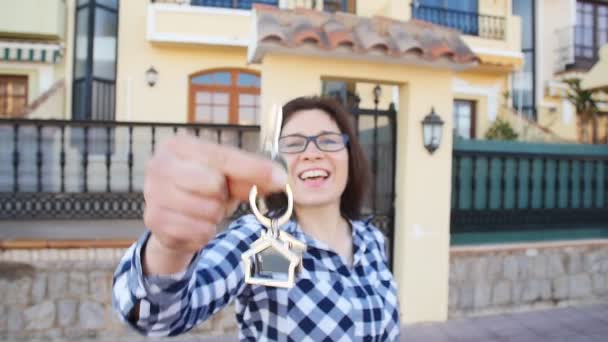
154,0,279,10
151,0,351,11
0,0,66,40
555,25,605,73
410,3,506,40
407,2,522,73
147,0,352,47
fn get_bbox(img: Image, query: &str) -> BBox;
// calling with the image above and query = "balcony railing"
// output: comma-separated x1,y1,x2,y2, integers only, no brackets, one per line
151,0,280,9
0,119,260,220
150,0,353,12
411,3,505,40
555,25,604,73
192,0,278,9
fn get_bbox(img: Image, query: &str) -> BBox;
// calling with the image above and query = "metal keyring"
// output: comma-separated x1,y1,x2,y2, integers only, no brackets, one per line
248,184,293,231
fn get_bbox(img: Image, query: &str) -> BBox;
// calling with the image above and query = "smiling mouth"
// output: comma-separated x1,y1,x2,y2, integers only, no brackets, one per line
298,169,330,181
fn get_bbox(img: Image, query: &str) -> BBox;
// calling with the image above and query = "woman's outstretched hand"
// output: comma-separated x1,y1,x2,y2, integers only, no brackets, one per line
141,134,287,275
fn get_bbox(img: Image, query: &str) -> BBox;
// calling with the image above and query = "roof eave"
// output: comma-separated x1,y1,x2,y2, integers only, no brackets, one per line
248,42,479,72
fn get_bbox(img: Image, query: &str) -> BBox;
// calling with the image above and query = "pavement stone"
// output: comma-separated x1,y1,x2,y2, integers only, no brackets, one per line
3,302,607,341
400,303,608,342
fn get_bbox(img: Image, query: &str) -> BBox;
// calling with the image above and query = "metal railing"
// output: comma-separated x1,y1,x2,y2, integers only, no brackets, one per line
151,0,280,9
554,25,603,73
451,139,608,233
0,119,260,220
411,3,505,40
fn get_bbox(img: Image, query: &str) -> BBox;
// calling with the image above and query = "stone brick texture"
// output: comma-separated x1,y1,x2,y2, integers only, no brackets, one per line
0,248,236,341
2,241,607,340
449,241,608,318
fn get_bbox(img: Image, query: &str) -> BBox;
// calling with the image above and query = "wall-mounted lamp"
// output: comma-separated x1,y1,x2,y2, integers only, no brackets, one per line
373,84,382,106
421,107,444,154
146,66,158,87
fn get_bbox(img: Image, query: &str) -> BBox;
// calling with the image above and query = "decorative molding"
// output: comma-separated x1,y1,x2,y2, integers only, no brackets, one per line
471,47,524,59
150,32,249,47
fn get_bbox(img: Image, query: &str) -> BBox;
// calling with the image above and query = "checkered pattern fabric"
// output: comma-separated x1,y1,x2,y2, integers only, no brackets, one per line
112,214,400,341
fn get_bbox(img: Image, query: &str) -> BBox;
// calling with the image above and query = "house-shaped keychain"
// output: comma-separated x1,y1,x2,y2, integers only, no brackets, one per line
242,229,304,288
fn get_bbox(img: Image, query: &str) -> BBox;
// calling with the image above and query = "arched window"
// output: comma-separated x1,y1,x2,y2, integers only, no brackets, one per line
189,69,260,125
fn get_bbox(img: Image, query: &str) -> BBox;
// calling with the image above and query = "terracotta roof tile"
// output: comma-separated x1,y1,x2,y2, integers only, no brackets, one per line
292,18,324,46
322,19,356,49
386,25,421,54
251,5,480,68
258,15,287,42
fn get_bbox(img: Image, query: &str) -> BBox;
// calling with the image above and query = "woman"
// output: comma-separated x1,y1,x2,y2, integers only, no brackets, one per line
112,96,400,340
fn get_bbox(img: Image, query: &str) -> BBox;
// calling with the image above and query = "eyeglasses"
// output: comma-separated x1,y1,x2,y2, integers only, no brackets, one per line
278,132,349,154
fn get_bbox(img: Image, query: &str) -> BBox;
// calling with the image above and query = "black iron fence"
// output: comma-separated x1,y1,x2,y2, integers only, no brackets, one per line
451,139,608,233
411,3,505,40
350,104,397,266
0,119,260,220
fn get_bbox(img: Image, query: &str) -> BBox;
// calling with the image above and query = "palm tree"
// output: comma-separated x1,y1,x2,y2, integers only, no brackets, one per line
563,78,601,144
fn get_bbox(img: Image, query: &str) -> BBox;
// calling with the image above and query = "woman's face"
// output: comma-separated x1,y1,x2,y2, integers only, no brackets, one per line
280,109,349,209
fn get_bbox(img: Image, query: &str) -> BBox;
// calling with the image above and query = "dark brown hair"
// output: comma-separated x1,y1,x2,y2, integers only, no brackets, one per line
280,96,371,220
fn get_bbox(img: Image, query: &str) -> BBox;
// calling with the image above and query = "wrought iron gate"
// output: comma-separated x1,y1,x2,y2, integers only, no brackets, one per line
349,103,397,266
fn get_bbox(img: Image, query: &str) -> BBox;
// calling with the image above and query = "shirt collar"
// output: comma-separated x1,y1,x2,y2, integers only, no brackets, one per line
282,218,371,266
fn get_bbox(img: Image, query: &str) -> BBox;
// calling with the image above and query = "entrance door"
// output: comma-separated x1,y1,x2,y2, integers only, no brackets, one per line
349,103,397,267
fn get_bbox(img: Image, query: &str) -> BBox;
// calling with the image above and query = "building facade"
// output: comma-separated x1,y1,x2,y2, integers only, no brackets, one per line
535,0,608,143
2,1,606,141
1,1,607,337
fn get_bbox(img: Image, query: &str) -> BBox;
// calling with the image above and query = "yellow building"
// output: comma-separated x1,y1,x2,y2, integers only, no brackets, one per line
538,0,608,143
582,44,608,91
3,1,606,139
1,0,606,329
0,0,66,118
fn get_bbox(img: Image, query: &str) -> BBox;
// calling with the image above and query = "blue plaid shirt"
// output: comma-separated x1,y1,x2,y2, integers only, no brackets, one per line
112,214,400,341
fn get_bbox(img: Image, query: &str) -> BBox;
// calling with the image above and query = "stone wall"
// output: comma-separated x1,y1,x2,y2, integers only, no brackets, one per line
448,240,608,318
2,240,607,340
0,248,237,341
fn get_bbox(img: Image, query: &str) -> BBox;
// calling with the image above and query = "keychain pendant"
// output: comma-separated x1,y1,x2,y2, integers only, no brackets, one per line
242,184,305,289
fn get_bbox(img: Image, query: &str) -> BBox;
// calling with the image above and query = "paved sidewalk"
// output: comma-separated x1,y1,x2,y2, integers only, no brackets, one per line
402,303,608,342
197,304,608,342
75,303,608,342
0,219,145,240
